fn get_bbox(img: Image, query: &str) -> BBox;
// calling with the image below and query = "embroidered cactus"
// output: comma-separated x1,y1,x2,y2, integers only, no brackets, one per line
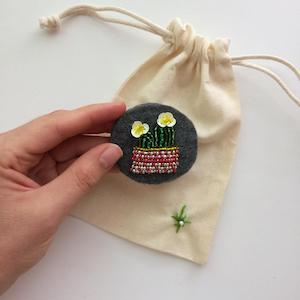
130,112,179,175
138,126,175,148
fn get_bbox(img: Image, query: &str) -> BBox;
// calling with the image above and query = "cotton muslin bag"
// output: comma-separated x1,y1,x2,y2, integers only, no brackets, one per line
40,5,300,264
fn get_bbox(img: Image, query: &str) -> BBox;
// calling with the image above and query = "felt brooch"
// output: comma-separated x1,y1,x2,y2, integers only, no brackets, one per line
111,103,198,184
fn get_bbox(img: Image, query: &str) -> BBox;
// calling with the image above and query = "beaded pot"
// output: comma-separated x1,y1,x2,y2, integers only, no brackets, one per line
130,147,180,174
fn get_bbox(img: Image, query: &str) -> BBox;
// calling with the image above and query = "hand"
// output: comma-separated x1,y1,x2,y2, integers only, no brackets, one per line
0,102,125,294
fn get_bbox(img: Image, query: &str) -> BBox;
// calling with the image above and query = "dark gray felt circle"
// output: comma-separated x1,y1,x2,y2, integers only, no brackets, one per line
111,103,198,184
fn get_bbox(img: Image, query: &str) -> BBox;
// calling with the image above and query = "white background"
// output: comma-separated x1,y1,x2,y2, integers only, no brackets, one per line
1,1,300,299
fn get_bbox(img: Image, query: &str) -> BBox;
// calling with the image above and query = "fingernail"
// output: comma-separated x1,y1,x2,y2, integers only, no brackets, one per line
99,144,122,169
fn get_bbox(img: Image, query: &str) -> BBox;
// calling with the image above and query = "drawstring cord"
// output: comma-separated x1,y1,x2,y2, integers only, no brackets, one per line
39,4,300,107
39,4,173,42
231,55,300,106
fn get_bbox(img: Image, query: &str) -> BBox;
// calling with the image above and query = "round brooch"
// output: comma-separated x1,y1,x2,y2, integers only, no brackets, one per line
111,103,198,184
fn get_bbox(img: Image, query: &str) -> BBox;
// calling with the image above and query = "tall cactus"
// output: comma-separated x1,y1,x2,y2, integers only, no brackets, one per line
152,126,175,148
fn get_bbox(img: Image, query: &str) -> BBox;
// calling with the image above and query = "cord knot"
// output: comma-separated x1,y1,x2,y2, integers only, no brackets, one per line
39,15,61,30
164,18,210,63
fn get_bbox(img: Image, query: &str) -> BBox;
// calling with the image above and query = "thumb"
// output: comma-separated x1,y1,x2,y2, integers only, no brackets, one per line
40,143,123,215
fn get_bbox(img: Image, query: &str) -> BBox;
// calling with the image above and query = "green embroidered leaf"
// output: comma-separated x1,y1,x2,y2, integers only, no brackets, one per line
179,205,186,217
172,205,191,233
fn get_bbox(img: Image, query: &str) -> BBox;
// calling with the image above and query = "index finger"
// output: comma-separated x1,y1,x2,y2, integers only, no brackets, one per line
10,102,126,154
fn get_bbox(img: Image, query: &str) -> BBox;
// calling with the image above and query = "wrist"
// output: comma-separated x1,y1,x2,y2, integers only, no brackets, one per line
0,271,13,296
0,257,17,295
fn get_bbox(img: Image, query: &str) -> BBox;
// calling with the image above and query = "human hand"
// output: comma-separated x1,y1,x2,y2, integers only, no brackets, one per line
0,102,125,294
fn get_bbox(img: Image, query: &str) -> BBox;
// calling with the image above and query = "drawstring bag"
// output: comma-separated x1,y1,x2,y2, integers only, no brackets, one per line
40,4,300,264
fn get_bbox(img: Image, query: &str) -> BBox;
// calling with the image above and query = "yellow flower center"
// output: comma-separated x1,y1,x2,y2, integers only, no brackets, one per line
133,123,145,135
160,114,173,126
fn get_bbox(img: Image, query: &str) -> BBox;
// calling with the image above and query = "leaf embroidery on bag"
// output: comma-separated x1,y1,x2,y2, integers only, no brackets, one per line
130,112,179,174
172,205,191,233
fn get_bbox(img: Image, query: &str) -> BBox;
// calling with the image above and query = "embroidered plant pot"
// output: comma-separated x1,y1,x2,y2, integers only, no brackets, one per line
130,147,180,174
110,103,198,184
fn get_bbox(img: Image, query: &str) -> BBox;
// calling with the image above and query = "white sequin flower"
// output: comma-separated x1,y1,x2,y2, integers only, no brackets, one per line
157,112,176,127
131,121,150,138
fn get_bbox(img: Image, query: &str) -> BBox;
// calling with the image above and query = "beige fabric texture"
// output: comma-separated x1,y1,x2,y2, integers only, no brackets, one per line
71,19,241,264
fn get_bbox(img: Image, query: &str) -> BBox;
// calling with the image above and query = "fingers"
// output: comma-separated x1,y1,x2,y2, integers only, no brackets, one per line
11,102,125,154
55,158,76,175
27,136,110,185
85,121,115,134
50,135,109,163
38,143,122,216
56,158,121,175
